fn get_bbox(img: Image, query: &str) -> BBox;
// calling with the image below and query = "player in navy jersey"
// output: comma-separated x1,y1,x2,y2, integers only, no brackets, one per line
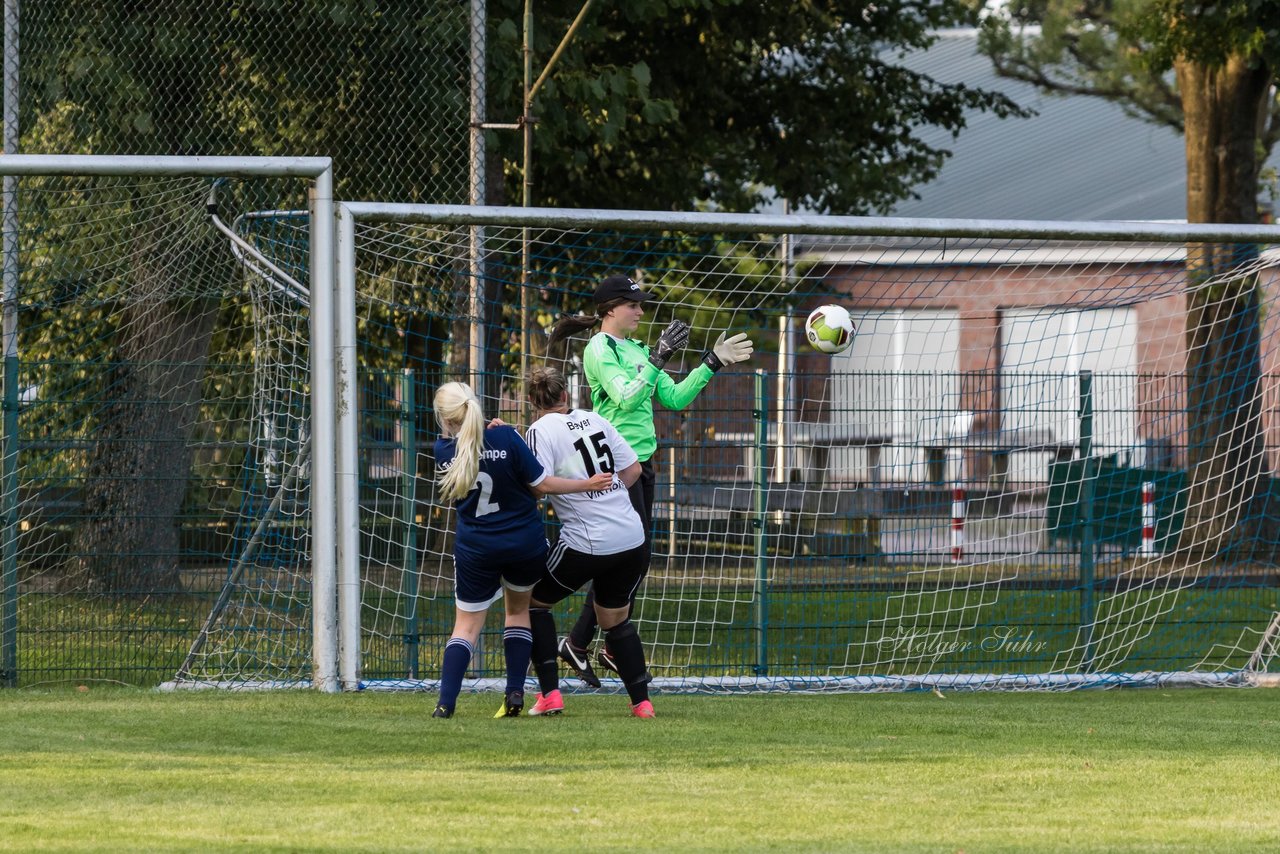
521,365,657,718
430,381,612,719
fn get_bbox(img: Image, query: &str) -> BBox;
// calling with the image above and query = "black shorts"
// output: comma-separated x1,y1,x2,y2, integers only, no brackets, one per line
533,542,647,610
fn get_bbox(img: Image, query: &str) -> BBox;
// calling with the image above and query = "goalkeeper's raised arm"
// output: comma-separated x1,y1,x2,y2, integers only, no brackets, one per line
546,274,754,463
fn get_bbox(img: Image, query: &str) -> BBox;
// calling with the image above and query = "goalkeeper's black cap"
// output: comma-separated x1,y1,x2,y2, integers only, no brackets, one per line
593,275,656,304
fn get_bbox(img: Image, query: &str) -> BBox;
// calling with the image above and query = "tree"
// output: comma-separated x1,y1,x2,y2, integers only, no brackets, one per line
479,0,1029,403
68,236,230,594
979,0,1280,555
19,0,1028,594
21,1,475,594
488,0,1029,214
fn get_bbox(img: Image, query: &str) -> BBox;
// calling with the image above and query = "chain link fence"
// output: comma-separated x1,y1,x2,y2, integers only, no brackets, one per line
19,1,474,206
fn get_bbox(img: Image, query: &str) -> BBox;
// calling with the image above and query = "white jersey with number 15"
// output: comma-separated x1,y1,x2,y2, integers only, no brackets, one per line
525,409,643,555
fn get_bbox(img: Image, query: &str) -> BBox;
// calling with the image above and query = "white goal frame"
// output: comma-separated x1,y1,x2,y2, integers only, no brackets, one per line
0,155,340,691
334,201,1280,693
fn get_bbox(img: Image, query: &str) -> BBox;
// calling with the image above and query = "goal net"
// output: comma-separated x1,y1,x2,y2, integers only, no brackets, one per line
336,205,1280,692
0,157,334,690
17,181,1275,694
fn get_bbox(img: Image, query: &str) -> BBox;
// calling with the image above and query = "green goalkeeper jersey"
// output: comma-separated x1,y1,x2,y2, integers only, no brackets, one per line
583,331,715,462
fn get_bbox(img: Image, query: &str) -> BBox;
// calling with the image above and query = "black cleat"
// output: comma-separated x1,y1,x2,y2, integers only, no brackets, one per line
597,646,620,676
558,637,601,688
494,690,524,718
432,704,453,719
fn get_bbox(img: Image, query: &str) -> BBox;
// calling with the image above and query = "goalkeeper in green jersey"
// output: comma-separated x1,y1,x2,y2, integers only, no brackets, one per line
545,274,753,685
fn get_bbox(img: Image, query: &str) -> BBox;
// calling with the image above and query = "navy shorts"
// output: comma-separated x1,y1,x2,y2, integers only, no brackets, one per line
453,544,549,612
532,542,647,610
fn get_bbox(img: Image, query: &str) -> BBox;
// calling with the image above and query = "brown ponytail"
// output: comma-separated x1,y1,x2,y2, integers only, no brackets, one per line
546,314,598,353
546,297,633,353
527,365,569,412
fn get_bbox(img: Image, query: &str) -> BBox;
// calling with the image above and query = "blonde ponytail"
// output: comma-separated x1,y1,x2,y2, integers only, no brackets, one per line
433,382,487,502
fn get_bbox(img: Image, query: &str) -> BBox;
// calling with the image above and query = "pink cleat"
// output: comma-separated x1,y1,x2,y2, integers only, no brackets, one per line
630,699,656,719
528,689,565,716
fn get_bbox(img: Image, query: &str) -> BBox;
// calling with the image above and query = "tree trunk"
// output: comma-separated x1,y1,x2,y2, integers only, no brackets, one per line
1177,54,1273,558
70,245,224,595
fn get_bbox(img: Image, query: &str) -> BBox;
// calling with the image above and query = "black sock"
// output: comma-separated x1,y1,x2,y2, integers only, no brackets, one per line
568,586,599,649
529,608,560,694
604,619,650,705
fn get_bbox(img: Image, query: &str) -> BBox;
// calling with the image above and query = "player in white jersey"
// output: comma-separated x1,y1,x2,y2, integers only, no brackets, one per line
523,365,657,718
526,414,643,555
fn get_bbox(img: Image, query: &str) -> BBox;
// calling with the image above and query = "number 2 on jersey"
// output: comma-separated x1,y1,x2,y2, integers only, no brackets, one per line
572,431,614,476
473,472,500,516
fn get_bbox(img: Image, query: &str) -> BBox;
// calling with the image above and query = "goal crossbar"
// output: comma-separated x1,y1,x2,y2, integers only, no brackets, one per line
340,202,1280,244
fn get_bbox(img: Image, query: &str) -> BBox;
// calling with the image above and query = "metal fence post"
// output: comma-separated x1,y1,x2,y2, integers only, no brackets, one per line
468,0,488,407
1078,369,1096,668
753,369,769,676
399,368,421,678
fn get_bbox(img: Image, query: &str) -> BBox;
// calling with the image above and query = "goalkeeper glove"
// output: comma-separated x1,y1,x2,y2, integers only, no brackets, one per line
649,319,691,369
702,331,754,372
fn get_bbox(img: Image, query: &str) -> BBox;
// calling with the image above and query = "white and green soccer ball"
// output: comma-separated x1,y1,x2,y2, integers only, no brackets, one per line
804,304,855,354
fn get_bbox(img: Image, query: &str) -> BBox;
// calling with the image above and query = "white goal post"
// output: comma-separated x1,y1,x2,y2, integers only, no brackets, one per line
0,155,339,692
332,201,1280,693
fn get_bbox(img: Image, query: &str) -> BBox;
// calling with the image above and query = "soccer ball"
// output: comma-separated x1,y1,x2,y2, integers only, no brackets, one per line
804,305,855,354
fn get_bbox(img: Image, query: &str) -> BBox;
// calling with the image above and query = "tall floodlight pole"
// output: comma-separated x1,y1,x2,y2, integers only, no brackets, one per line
473,2,597,417
519,1,596,416
468,0,488,406
520,0,534,413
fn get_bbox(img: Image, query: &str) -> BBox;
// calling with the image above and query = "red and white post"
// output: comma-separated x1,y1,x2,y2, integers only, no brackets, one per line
1139,481,1157,557
951,486,966,564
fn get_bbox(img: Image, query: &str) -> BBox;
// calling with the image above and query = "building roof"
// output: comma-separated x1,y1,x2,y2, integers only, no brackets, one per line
884,29,1274,222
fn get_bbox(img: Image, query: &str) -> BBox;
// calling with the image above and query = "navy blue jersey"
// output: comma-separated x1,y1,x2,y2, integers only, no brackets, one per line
434,425,548,562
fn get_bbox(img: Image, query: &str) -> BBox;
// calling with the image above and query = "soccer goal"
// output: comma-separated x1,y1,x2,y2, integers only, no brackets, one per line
329,202,1280,692
0,155,339,691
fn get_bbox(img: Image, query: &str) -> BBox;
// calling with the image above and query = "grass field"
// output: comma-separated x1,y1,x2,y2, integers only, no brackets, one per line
1,687,1277,851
